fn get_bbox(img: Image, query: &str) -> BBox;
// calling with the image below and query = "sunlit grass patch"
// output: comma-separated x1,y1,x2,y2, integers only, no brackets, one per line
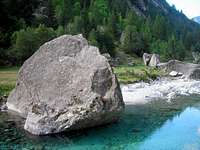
0,67,19,96
114,65,165,84
0,65,165,96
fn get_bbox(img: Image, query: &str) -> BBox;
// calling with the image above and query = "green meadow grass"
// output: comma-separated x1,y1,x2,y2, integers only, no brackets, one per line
0,67,19,96
0,65,165,97
114,65,165,84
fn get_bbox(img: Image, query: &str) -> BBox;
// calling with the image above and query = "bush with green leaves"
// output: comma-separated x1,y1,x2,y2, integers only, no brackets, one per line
9,25,56,65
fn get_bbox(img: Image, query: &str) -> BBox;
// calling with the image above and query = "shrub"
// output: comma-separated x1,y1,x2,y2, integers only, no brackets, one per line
9,25,56,65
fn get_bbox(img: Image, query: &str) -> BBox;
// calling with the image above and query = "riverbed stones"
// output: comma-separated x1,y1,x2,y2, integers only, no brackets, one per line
7,34,125,135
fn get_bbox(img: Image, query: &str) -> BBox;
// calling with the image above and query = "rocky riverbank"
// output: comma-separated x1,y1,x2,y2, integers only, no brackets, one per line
122,77,200,105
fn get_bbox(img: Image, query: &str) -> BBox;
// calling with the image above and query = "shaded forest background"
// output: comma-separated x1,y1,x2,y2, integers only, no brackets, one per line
1,0,200,66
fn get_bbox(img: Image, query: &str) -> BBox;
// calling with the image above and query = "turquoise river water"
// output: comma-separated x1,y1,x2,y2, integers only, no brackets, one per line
1,95,200,150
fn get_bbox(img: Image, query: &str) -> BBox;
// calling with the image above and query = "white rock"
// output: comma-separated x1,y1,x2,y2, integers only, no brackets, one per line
178,72,183,76
169,71,178,77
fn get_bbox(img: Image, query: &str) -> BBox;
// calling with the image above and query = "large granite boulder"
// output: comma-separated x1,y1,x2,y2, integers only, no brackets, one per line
7,34,124,135
158,60,200,79
149,54,160,67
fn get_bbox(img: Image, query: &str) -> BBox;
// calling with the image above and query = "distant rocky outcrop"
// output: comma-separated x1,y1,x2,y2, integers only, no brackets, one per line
158,60,200,79
143,53,160,67
126,0,169,17
7,34,125,135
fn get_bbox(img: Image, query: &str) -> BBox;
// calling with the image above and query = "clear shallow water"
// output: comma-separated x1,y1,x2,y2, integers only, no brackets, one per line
1,96,200,150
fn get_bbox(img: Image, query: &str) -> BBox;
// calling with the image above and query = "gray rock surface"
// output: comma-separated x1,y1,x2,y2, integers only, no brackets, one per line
143,53,152,66
149,54,160,67
158,60,200,79
143,53,160,67
7,34,124,135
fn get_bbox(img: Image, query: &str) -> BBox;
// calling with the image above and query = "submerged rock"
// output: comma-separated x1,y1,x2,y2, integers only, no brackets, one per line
158,60,200,79
7,34,124,135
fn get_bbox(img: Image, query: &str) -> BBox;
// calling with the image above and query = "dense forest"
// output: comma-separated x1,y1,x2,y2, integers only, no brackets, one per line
1,0,200,66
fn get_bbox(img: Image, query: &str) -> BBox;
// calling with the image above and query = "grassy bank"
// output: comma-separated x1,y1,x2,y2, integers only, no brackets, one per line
114,65,165,84
0,67,19,96
0,65,165,97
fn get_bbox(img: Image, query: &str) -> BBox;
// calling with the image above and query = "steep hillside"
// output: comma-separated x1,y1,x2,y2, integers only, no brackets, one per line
1,0,200,65
129,0,199,31
192,16,200,24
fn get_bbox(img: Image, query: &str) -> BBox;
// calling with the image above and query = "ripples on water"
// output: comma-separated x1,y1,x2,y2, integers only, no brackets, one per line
1,79,200,150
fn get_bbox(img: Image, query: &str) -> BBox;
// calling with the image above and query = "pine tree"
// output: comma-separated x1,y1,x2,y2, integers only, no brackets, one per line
152,15,167,40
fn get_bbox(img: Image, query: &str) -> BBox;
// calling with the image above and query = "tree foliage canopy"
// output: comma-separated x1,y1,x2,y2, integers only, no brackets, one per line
0,0,200,65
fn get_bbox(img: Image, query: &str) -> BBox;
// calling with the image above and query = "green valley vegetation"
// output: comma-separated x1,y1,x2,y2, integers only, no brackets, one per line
0,67,18,96
114,65,165,84
0,0,200,66
0,64,165,97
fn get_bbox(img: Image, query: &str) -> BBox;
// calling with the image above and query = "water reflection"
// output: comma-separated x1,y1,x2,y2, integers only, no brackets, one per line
1,95,200,150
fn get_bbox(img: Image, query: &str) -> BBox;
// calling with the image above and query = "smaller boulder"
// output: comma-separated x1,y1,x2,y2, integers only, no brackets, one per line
149,54,160,67
143,53,152,66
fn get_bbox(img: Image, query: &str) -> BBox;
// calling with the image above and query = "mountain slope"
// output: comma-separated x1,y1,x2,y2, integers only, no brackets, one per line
192,16,200,24
29,0,200,60
129,0,199,30
1,0,200,65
